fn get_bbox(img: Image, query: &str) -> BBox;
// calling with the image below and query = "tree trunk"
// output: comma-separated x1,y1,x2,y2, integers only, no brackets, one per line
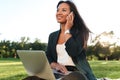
105,56,108,61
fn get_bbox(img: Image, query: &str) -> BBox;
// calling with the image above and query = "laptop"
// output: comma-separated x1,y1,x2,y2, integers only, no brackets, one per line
17,50,56,80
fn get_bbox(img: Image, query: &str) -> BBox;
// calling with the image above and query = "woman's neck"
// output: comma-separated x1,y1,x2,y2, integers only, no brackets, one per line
60,24,65,33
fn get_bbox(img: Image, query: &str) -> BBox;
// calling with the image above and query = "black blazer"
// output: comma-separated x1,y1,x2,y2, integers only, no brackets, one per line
46,30,96,80
46,30,85,63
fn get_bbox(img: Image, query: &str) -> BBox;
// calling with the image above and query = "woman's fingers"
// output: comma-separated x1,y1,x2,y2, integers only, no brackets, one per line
51,62,68,74
65,12,74,30
71,12,74,23
59,64,68,74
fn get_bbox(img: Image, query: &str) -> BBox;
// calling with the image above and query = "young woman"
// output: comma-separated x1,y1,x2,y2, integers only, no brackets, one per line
46,0,96,80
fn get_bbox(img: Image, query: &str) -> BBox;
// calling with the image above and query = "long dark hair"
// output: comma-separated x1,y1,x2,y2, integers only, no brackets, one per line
57,0,91,49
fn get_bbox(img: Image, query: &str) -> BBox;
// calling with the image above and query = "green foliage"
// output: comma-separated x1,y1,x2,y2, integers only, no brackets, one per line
87,55,98,60
0,35,120,60
0,37,47,58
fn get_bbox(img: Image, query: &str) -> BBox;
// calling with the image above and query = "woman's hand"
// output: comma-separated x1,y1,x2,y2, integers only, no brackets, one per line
51,62,68,74
65,12,74,31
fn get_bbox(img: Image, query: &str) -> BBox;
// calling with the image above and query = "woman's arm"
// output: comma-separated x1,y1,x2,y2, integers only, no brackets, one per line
65,36,83,58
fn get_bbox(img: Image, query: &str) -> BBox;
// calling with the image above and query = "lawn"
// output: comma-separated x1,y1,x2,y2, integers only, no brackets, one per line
0,58,120,80
0,58,27,80
89,60,120,79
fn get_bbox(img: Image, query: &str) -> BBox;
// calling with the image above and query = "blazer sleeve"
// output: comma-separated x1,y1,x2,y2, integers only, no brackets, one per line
46,31,58,64
46,33,54,64
65,36,85,58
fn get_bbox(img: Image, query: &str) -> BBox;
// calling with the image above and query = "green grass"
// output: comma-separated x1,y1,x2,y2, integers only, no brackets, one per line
89,60,120,79
0,58,120,80
0,58,27,80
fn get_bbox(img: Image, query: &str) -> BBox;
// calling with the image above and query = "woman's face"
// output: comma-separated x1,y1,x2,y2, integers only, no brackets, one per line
56,3,71,24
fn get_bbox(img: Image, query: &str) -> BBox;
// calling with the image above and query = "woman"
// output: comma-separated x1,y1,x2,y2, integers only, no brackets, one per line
46,0,96,80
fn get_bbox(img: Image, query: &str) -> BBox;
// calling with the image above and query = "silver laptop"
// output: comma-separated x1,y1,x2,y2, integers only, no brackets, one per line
17,50,56,80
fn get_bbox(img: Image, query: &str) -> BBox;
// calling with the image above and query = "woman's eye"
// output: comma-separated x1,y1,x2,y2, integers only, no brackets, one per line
62,9,66,12
56,9,67,12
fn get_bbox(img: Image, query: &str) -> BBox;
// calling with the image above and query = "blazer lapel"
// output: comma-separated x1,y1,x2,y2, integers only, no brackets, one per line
52,30,60,61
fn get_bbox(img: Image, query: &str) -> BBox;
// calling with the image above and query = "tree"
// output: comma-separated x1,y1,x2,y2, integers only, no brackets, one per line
19,37,30,49
91,31,116,60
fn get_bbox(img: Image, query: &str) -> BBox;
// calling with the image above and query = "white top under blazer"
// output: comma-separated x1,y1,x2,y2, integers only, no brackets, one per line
56,43,75,66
